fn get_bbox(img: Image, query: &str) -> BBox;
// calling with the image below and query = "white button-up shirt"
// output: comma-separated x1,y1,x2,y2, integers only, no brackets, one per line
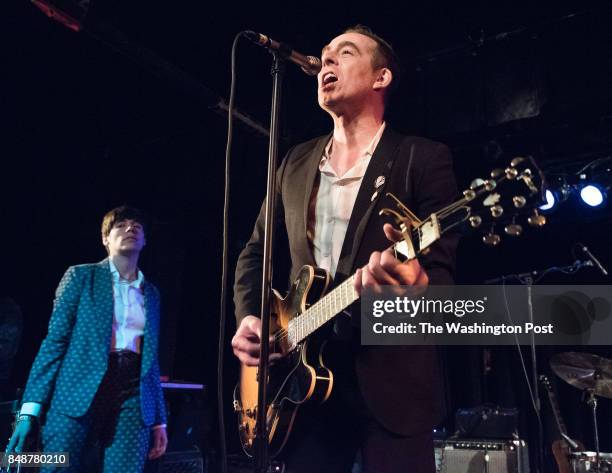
109,260,146,353
20,260,147,418
312,122,386,277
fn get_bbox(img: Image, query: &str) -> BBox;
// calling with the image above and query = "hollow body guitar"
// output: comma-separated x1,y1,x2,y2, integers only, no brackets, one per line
234,157,545,457
236,265,336,457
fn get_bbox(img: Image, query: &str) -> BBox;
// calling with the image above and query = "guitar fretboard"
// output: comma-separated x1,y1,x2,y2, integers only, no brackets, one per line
286,212,448,346
283,161,541,348
287,275,358,346
545,385,568,437
540,376,569,439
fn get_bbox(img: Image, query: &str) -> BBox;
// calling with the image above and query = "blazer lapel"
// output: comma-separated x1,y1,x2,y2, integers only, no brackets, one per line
300,133,332,265
93,258,114,348
335,128,405,280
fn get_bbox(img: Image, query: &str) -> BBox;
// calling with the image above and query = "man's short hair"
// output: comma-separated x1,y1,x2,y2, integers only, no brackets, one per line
343,25,401,99
101,205,149,239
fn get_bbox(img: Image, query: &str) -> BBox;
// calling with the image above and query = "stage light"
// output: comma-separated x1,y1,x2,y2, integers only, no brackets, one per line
31,0,91,32
541,156,610,215
576,157,610,208
538,180,571,213
539,189,556,211
579,184,605,207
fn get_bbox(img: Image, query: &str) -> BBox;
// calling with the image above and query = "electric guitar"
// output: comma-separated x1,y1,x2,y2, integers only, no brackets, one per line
234,156,546,457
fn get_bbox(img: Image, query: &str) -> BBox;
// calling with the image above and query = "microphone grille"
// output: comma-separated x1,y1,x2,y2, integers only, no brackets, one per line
305,56,322,75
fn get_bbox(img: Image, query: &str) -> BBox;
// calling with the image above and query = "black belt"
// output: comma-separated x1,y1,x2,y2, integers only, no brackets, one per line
107,349,141,380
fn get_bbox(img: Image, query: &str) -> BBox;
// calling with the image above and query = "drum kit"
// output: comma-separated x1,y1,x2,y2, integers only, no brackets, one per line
551,351,612,473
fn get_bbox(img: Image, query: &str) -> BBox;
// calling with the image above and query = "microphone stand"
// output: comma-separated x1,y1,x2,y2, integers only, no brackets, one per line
586,389,601,473
255,51,285,473
485,259,594,473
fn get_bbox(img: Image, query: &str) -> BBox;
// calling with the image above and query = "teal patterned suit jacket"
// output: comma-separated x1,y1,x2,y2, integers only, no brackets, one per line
22,259,166,426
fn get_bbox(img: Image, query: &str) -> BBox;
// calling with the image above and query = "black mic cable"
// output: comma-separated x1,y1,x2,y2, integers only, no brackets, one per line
217,30,247,473
217,31,318,473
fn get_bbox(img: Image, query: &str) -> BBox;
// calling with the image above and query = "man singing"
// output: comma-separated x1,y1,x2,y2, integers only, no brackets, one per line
232,26,458,472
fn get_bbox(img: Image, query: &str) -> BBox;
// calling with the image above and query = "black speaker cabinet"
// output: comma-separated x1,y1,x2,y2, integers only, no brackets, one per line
435,439,529,473
157,449,204,473
144,382,209,473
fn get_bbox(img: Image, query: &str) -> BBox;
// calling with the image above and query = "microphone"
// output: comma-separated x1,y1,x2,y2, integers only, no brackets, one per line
244,31,322,76
578,243,609,276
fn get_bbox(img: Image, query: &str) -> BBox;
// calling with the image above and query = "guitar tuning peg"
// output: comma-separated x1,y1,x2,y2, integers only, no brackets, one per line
512,195,527,208
469,215,482,228
490,168,504,179
490,205,503,218
505,167,519,179
528,209,547,227
484,179,497,191
510,157,526,167
483,231,501,246
470,178,484,190
463,189,477,201
504,217,523,236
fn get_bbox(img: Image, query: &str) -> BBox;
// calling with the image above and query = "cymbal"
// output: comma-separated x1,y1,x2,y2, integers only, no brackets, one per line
551,352,612,399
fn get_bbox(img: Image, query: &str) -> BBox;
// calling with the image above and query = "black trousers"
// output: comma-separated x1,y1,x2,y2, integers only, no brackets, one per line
278,343,436,473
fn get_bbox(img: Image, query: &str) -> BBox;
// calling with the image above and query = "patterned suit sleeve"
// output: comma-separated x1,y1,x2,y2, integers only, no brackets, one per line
153,359,167,425
22,266,83,406
152,287,167,426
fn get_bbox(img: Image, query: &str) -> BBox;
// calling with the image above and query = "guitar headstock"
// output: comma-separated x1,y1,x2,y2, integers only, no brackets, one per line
462,156,546,246
382,156,546,261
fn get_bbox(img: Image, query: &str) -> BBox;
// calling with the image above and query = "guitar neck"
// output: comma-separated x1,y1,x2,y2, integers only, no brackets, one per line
288,205,458,345
541,377,569,439
289,275,359,345
287,157,543,346
546,388,569,438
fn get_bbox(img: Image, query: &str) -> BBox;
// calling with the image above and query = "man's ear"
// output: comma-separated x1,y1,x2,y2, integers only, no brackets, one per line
373,68,392,92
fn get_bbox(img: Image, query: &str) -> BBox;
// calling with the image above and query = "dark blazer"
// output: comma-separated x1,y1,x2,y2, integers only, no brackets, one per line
234,127,458,435
22,259,166,427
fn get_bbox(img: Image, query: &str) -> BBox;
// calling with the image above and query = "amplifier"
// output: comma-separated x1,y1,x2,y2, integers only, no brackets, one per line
435,439,529,473
157,449,204,473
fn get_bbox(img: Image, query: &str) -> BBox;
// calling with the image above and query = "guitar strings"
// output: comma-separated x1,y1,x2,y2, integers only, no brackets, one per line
270,276,357,346
268,172,533,349
268,200,472,347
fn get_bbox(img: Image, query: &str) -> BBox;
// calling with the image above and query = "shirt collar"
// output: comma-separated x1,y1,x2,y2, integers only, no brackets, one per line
321,121,386,171
109,259,144,288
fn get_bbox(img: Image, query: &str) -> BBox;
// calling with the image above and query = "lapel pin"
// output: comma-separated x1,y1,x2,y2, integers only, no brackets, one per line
374,175,385,189
371,191,379,202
